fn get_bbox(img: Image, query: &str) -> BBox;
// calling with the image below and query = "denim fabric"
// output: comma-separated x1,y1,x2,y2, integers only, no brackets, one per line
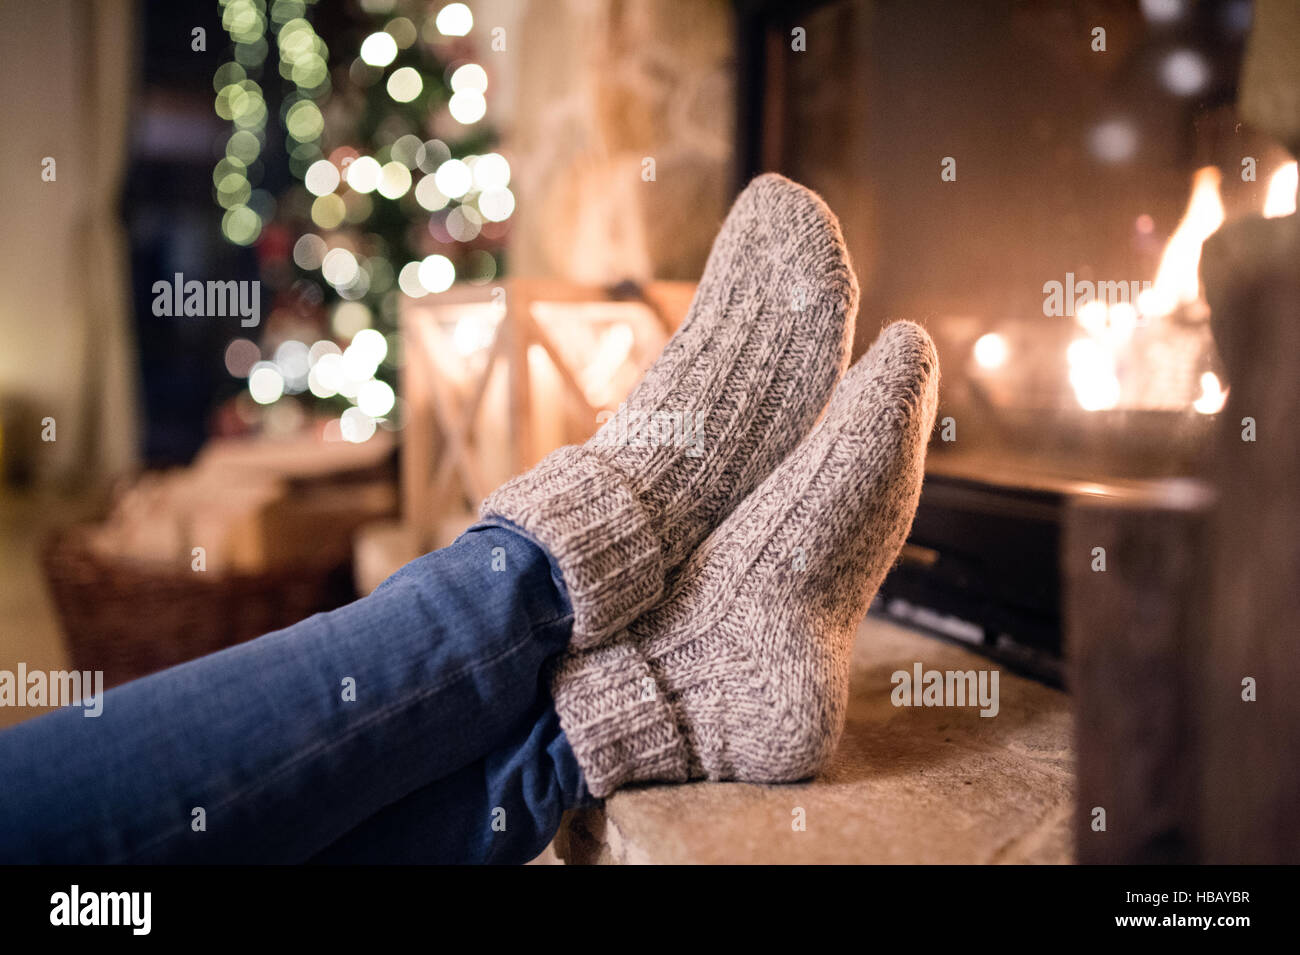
308,703,586,864
0,523,588,863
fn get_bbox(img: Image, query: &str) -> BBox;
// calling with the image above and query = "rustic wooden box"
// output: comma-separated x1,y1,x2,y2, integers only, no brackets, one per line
399,279,695,549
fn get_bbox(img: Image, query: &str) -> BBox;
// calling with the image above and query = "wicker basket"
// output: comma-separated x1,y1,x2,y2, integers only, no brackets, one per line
41,527,356,688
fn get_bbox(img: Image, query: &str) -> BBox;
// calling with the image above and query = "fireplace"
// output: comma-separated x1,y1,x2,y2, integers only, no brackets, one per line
736,0,1296,680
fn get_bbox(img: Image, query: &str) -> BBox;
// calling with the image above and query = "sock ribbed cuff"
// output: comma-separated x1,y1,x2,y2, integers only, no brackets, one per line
480,445,664,648
549,639,689,798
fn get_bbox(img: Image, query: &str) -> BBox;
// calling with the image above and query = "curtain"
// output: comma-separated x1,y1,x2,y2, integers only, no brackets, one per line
0,0,139,485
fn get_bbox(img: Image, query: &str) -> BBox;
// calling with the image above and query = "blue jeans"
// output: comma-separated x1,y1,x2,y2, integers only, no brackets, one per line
0,523,591,864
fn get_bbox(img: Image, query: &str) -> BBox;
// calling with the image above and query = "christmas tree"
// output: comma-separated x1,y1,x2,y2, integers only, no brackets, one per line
212,0,512,442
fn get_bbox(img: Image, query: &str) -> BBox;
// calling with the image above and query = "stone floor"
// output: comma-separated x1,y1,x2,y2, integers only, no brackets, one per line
541,615,1074,864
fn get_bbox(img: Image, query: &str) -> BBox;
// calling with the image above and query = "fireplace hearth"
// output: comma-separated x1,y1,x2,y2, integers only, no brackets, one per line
738,0,1296,680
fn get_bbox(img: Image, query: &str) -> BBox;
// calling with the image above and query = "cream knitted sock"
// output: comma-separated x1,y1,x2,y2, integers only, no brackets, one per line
550,322,940,797
481,174,857,648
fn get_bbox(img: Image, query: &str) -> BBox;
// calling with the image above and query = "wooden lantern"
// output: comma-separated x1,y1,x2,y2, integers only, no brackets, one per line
400,278,696,549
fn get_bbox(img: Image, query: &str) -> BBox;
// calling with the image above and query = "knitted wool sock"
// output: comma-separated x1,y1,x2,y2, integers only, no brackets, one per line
481,174,857,648
550,321,940,797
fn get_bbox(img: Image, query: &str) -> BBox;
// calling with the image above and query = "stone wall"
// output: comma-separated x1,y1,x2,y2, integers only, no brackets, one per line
492,0,735,284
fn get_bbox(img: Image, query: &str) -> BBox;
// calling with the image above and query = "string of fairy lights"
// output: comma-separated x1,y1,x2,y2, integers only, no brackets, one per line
213,0,513,443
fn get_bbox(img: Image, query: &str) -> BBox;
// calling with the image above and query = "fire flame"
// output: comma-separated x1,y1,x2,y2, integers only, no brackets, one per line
1193,371,1228,415
1139,166,1226,319
1263,160,1298,219
1049,160,1291,415
1070,167,1231,414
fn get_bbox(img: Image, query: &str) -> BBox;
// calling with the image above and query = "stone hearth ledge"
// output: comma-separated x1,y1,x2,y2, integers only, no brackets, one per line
538,615,1073,864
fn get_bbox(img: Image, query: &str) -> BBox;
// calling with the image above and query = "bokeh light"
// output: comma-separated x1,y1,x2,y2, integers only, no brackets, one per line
415,139,451,173
1140,0,1185,23
398,262,427,297
358,378,397,417
345,155,383,193
274,340,311,390
213,62,246,93
446,204,483,241
311,194,347,229
309,352,343,398
418,254,456,293
391,134,423,168
464,249,498,284
477,187,515,222
386,16,418,48
340,407,378,443
1161,49,1210,97
415,175,449,211
472,152,510,191
448,90,487,125
248,362,286,404
285,100,324,141
973,332,1009,370
435,3,473,36
1087,118,1138,163
377,161,413,199
350,328,389,365
322,248,360,287
309,339,342,364
332,301,374,339
224,338,261,377
304,159,341,196
216,172,252,209
359,31,398,67
222,205,263,245
226,130,262,163
386,66,424,103
433,159,472,199
450,63,488,94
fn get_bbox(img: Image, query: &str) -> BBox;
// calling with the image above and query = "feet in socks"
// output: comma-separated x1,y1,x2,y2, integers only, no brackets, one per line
481,173,858,647
550,322,940,796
